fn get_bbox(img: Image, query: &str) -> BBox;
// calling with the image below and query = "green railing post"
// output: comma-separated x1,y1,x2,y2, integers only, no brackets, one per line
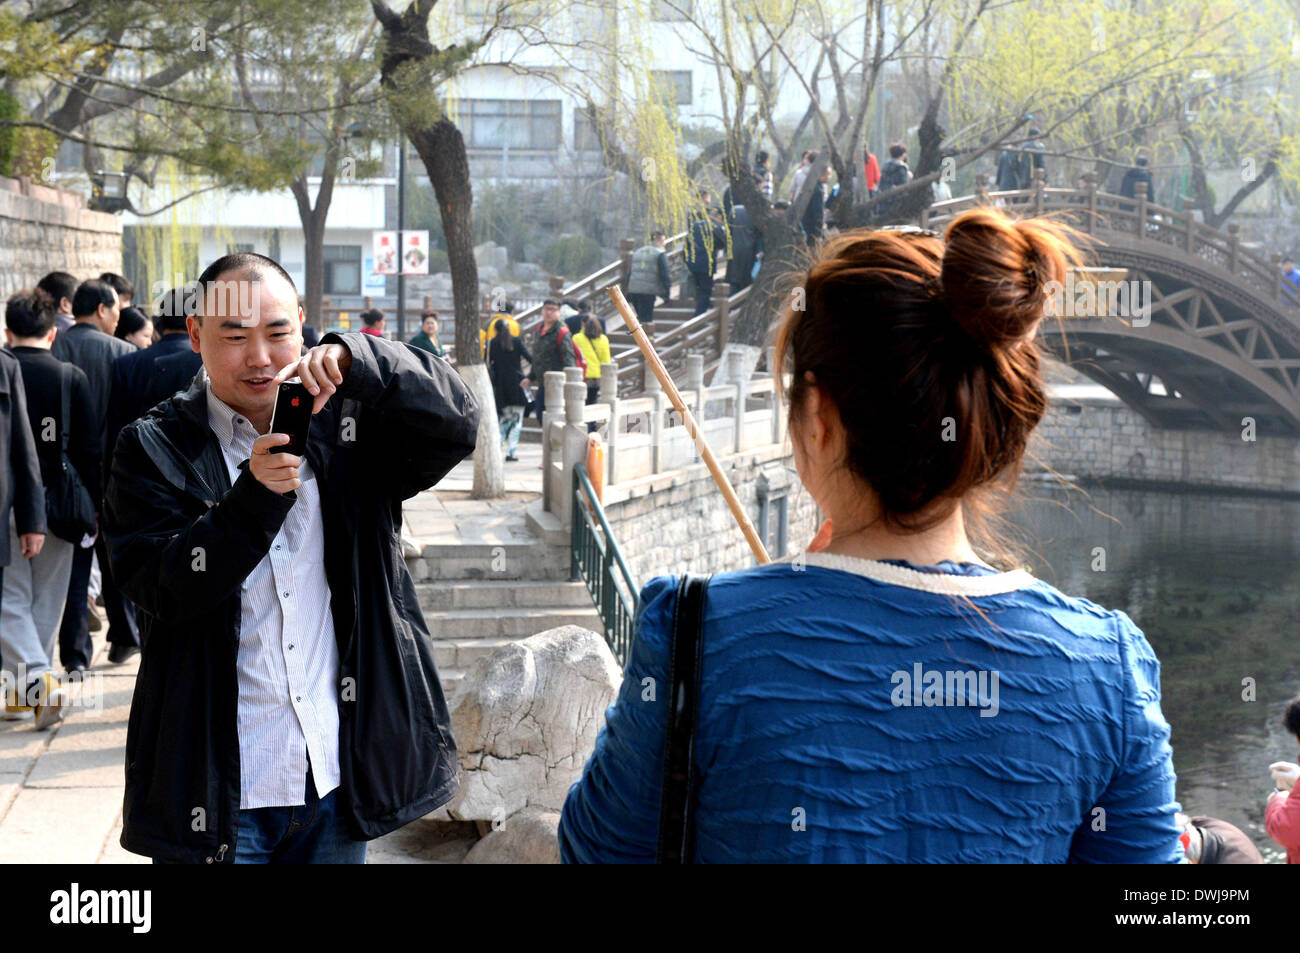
571,462,640,667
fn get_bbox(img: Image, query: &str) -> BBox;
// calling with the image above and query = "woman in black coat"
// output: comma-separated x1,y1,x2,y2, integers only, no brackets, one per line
487,318,533,462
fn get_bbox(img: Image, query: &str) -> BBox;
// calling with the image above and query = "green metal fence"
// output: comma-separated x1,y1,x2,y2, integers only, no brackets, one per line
571,463,638,667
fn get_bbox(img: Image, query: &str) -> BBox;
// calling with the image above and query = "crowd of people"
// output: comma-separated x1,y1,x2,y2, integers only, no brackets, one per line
0,271,205,728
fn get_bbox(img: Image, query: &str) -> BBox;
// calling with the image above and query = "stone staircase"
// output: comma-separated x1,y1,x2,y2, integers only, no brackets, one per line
409,534,603,693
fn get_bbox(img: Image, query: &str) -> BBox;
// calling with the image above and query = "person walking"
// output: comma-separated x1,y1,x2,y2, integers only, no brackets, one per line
864,150,881,196
480,302,520,358
358,309,385,337
37,272,77,336
99,273,135,311
725,204,762,291
102,252,478,864
0,293,55,725
559,209,1184,863
685,202,727,316
573,316,611,408
801,166,833,246
625,231,671,332
1283,258,1300,293
114,306,154,349
2,290,97,725
409,311,444,357
487,317,531,462
528,298,576,426
105,287,201,480
788,150,815,203
876,142,913,218
52,279,136,667
1119,154,1156,215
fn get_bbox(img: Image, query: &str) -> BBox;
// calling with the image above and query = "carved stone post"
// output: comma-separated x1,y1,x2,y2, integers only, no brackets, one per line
560,381,589,529
541,370,566,513
728,347,746,452
599,362,618,483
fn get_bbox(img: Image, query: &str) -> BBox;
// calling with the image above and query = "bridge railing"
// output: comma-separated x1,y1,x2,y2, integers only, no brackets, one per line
610,281,754,397
540,355,788,519
922,172,1300,312
510,230,689,341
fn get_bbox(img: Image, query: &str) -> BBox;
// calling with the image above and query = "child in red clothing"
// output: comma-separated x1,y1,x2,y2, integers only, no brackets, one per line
1266,696,1300,862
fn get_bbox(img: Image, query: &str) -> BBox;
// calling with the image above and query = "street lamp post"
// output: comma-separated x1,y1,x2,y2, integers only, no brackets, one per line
397,139,406,341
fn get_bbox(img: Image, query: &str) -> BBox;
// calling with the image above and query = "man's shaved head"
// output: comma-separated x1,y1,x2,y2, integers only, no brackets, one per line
194,252,298,323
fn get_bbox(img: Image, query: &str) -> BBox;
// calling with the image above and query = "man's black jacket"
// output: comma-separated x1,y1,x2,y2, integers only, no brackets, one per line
102,332,478,863
0,348,46,564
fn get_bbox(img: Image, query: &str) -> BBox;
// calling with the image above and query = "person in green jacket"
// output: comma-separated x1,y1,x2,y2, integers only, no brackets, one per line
409,311,444,358
573,317,612,410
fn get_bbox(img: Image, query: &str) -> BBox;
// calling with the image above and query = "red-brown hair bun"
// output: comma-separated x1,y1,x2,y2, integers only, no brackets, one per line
940,208,1084,350
774,207,1087,541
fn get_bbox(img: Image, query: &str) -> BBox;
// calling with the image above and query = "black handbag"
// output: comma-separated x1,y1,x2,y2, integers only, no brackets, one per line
43,364,97,544
656,572,711,864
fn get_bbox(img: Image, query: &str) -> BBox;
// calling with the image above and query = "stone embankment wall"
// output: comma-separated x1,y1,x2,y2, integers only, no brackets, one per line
0,176,122,299
1029,398,1300,497
600,443,820,585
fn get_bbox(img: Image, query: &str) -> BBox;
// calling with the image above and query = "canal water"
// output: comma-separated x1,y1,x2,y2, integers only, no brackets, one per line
1005,479,1300,861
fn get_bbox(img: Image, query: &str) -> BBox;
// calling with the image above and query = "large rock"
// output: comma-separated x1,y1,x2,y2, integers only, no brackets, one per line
444,625,620,823
462,808,561,864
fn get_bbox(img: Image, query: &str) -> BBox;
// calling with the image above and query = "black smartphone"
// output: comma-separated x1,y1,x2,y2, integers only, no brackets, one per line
269,380,313,456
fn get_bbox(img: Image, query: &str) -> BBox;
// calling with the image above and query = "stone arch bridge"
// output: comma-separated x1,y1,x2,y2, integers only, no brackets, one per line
924,181,1300,436
509,180,1300,436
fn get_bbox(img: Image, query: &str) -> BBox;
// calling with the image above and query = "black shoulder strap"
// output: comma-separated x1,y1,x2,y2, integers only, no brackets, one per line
657,572,710,864
58,362,70,456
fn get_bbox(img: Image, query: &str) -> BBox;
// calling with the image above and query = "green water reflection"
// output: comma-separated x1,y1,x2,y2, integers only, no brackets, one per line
1006,481,1300,862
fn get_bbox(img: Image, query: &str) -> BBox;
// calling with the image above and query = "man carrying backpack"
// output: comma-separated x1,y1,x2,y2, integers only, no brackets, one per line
528,298,576,426
876,142,912,219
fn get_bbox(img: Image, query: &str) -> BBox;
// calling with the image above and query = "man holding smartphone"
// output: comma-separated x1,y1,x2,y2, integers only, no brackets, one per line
102,253,478,863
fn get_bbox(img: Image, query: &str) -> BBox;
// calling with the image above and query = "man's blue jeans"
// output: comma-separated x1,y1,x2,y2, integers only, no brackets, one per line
155,768,366,864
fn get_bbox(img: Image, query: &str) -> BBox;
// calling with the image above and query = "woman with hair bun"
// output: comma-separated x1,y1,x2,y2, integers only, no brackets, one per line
559,208,1183,863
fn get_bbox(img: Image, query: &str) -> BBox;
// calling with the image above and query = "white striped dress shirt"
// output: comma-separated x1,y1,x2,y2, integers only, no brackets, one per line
206,383,341,809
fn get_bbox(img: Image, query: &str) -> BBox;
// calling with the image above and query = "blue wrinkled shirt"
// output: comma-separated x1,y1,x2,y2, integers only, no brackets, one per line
558,552,1183,863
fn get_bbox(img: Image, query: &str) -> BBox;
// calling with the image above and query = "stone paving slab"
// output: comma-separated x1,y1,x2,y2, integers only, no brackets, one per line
0,786,124,864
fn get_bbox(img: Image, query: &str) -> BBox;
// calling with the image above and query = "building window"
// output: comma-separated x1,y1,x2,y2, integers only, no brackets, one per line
227,242,254,255
323,245,361,295
651,0,691,20
651,70,692,106
457,99,562,151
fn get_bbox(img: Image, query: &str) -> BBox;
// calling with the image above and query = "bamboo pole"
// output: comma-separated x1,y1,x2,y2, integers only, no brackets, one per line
606,285,771,565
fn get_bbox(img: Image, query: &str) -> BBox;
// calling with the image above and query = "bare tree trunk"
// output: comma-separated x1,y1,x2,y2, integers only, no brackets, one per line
372,0,503,497
409,118,503,498
291,175,328,332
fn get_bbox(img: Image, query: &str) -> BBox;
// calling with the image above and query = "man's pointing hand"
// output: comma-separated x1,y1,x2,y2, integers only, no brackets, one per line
274,342,352,414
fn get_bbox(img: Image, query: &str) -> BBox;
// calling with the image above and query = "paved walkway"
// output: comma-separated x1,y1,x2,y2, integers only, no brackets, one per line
0,439,544,864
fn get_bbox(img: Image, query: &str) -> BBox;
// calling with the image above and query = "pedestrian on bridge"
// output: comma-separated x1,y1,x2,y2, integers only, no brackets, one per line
574,316,611,411
102,252,479,864
625,231,671,332
685,201,727,316
528,298,576,425
560,208,1184,863
1281,257,1300,293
